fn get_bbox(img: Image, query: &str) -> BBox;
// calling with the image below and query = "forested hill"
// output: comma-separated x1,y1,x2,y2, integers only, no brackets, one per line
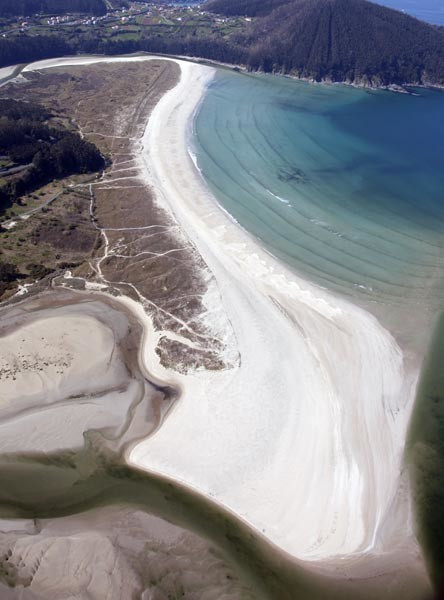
0,98,105,211
1,0,444,87
207,0,444,86
206,0,292,17
0,0,107,17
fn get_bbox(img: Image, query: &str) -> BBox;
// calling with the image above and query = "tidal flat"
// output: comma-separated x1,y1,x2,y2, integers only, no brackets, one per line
0,55,441,599
407,310,444,596
0,289,384,600
0,290,255,599
0,287,426,600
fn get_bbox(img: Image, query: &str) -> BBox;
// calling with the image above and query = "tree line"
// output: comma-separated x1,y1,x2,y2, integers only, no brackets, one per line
0,33,247,70
1,0,444,87
236,0,444,86
0,99,104,212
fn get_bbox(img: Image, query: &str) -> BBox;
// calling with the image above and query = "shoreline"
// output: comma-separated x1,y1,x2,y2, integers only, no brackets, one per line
0,287,430,600
129,58,422,567
2,54,431,594
4,51,444,95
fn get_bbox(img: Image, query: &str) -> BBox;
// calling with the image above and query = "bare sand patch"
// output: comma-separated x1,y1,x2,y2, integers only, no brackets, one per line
0,506,256,600
0,290,174,455
0,55,430,598
125,59,429,595
0,313,125,405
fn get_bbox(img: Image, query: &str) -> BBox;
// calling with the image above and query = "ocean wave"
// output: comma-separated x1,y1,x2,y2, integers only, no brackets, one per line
187,146,203,175
266,188,292,206
309,218,350,239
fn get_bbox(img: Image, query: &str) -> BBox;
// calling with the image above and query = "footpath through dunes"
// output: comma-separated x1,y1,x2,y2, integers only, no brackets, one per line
131,60,429,595
1,57,236,373
0,55,433,598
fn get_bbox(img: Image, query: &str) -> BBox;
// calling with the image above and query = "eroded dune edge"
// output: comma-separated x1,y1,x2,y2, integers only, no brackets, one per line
0,56,432,599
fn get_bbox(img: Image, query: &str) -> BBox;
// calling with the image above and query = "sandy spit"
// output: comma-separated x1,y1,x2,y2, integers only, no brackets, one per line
128,59,419,561
22,55,424,573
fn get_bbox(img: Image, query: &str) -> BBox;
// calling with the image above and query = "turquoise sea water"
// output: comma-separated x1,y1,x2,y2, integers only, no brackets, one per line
193,71,444,338
194,71,444,588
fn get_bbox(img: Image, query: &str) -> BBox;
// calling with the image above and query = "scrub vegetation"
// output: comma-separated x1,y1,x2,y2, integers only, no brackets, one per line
0,98,105,212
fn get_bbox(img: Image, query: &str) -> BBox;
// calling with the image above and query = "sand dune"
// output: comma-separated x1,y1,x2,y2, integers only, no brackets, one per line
0,506,255,600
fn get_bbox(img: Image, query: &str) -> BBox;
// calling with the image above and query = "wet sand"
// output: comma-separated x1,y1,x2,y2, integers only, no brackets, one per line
0,290,258,599
0,55,434,599
0,290,359,600
0,289,174,456
131,57,427,587
407,311,444,595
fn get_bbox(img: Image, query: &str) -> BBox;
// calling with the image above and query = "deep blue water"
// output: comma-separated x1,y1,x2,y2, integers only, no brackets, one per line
374,0,444,25
193,71,444,324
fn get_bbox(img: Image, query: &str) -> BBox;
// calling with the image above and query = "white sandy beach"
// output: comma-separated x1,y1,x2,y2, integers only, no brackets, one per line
129,59,419,561
15,56,422,569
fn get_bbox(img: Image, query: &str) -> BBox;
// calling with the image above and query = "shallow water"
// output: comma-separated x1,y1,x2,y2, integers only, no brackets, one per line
407,310,444,594
194,71,444,346
1,59,442,597
0,435,370,600
194,68,444,593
